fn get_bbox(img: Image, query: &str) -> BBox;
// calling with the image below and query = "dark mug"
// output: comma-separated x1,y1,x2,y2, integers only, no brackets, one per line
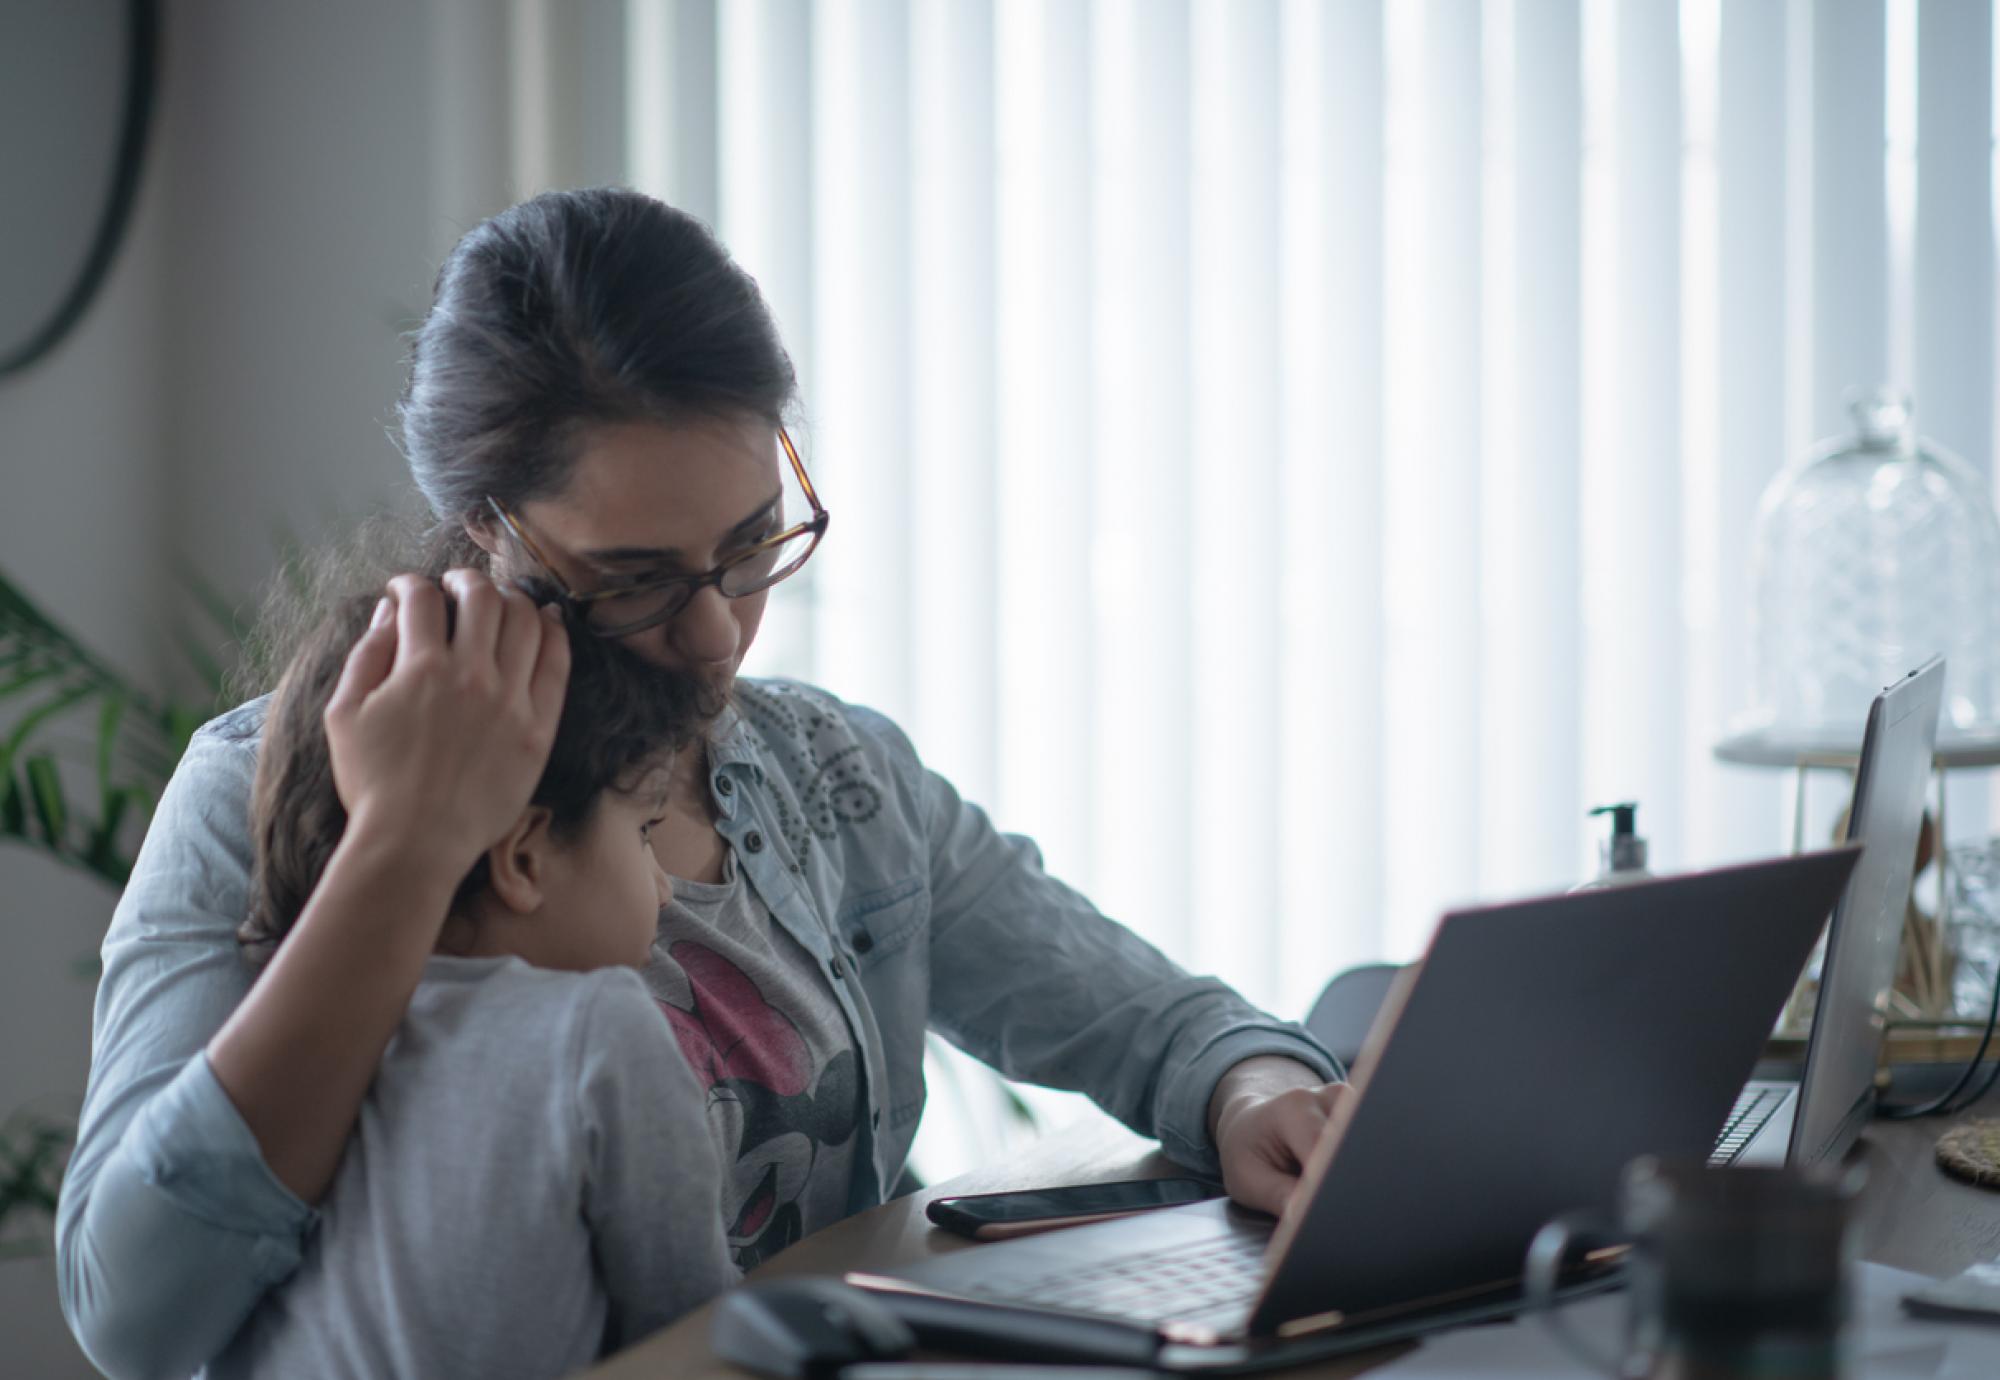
1523,1155,1864,1380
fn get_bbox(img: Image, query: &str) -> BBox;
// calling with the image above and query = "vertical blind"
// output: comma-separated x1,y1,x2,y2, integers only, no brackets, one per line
607,0,1999,1022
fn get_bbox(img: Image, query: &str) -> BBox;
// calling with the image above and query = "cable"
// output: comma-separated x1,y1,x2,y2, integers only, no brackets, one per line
1878,953,2000,1119
1949,1023,2000,1111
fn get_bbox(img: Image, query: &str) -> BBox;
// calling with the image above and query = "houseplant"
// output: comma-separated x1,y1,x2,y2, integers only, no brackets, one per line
0,566,243,1250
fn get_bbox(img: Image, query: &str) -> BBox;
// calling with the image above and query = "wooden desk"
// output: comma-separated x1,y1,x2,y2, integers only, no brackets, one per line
583,1098,2000,1379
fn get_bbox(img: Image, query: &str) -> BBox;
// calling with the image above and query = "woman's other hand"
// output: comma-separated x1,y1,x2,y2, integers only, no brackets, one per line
325,570,571,874
1208,1057,1349,1219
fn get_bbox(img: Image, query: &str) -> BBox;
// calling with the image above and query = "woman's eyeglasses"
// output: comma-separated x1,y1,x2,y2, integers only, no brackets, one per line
486,428,828,638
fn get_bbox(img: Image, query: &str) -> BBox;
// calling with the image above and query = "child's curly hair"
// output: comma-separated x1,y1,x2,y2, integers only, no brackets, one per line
240,579,704,966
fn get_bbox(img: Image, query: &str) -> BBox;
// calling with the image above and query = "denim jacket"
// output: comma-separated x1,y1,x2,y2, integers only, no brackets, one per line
57,677,1337,1379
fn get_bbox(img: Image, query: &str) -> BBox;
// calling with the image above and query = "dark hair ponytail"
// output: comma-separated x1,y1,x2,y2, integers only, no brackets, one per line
397,187,798,529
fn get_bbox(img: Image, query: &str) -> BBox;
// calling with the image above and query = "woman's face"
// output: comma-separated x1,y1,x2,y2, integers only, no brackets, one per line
511,414,782,699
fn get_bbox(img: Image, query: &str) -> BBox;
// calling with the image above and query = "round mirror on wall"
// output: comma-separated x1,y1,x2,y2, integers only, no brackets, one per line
0,0,158,379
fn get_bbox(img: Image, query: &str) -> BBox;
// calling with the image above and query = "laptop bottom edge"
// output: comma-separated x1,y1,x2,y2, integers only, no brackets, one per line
1166,1272,1630,1374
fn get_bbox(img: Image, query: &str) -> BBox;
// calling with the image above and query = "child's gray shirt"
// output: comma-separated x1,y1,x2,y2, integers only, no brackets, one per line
206,956,735,1380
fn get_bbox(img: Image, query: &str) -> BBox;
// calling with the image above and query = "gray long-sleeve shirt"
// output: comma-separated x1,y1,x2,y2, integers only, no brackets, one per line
207,957,735,1379
58,678,1339,1378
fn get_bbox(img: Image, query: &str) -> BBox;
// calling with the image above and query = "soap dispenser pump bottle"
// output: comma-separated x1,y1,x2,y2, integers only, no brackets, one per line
1574,802,1652,891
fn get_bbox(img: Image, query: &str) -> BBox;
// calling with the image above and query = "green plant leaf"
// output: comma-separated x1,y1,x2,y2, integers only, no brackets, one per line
0,578,169,885
95,690,126,796
14,688,178,793
0,563,237,894
25,755,69,849
83,786,137,883
0,773,25,837
164,703,204,759
0,572,121,687
0,577,69,641
0,658,62,698
0,680,96,792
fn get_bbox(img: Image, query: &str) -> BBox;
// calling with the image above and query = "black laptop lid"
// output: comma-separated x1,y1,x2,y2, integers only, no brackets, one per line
1247,848,1860,1334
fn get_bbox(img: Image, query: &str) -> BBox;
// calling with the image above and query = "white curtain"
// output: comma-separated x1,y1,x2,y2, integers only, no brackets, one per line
603,0,1999,1022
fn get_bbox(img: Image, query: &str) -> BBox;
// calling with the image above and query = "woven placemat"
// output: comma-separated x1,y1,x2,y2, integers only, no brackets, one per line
1936,1119,2000,1189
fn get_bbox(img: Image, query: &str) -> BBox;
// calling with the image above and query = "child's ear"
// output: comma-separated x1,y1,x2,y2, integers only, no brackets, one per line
484,805,556,914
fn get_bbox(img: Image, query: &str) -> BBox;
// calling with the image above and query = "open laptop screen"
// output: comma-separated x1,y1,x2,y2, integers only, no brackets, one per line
1789,658,1944,1168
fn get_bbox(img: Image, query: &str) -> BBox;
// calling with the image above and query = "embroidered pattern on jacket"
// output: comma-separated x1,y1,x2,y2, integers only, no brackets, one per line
737,685,885,869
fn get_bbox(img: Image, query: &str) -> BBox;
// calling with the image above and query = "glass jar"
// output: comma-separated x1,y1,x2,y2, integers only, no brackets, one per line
1747,391,2000,743
1947,839,2000,1018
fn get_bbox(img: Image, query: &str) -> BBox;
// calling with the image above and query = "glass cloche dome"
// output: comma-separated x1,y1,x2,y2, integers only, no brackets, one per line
1745,391,2000,746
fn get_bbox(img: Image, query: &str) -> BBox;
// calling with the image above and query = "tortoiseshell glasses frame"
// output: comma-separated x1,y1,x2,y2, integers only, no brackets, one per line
486,427,828,638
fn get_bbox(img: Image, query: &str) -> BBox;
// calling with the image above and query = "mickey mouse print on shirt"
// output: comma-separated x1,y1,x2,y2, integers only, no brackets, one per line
654,937,860,1268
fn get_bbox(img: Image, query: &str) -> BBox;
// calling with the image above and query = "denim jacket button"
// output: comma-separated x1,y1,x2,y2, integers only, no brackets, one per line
744,830,764,853
830,956,847,979
716,776,734,796
851,929,874,955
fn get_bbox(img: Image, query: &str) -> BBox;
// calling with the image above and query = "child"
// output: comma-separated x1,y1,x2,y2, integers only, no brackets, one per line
208,582,739,1379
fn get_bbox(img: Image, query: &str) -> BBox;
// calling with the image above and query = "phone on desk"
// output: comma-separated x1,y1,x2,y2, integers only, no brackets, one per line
925,1177,1222,1241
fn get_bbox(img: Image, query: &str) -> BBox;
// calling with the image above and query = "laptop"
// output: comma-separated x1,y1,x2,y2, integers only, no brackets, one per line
1717,656,1943,1168
882,848,1860,1370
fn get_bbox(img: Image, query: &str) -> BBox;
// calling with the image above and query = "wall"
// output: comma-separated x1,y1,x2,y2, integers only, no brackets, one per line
162,0,464,600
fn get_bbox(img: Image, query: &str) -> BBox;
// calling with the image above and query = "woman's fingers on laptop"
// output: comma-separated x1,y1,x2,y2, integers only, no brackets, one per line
1216,1082,1345,1218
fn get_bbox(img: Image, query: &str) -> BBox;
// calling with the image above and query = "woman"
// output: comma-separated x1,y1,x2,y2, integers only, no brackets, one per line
57,188,1342,1378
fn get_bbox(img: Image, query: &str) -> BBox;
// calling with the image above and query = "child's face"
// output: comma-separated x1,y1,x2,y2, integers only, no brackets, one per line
533,780,673,971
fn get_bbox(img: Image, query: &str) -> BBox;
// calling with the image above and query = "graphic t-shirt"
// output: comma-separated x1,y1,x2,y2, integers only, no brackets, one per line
642,847,862,1269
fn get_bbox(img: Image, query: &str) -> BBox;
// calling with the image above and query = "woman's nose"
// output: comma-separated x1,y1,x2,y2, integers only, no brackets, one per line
670,585,741,666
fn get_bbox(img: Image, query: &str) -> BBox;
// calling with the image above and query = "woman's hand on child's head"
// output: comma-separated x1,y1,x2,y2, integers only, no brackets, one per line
323,570,572,881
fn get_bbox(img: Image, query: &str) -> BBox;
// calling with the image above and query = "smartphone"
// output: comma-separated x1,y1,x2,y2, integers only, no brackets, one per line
924,1177,1222,1241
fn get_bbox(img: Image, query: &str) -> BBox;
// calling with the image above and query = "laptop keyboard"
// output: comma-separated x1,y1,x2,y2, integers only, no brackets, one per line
953,1097,1780,1328
957,1231,1268,1326
1710,1085,1787,1165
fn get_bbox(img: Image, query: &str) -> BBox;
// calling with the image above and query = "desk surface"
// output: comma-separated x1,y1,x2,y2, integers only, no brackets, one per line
582,1099,2000,1379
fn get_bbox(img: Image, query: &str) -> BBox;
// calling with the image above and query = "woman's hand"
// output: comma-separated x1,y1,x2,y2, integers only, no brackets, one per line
1208,1057,1350,1219
325,570,571,875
